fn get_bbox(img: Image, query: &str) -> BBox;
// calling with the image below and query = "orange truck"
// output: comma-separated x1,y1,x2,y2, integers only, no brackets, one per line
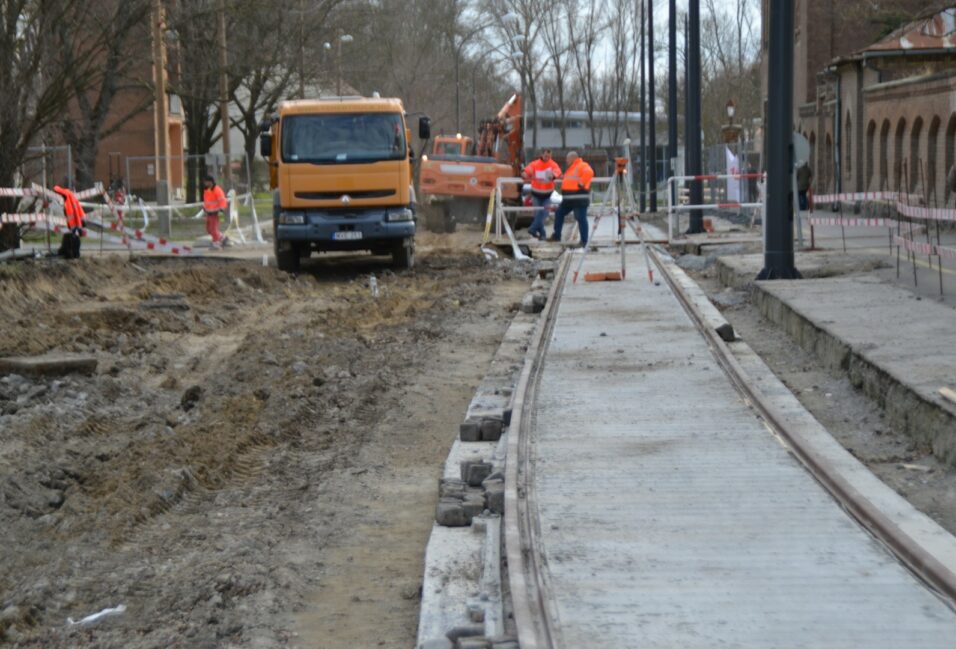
259,96,430,272
418,94,523,232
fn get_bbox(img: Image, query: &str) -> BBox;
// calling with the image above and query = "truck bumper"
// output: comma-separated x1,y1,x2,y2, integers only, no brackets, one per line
275,208,414,251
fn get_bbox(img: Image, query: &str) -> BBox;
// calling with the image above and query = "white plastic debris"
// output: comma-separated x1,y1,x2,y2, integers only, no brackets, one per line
369,274,379,298
67,604,126,627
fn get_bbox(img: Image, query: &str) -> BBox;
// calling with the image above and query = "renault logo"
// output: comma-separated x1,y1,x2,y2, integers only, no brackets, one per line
340,194,351,205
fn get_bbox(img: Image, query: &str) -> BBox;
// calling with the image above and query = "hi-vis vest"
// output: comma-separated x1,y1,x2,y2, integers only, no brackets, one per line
561,158,594,195
53,186,85,229
203,185,228,214
524,158,562,193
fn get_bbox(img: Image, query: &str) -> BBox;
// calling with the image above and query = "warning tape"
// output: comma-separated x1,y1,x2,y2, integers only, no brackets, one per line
0,213,67,227
809,217,897,228
813,191,956,223
894,235,956,260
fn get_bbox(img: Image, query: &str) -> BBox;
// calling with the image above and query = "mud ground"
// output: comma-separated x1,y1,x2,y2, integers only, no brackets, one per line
689,264,956,537
0,230,530,648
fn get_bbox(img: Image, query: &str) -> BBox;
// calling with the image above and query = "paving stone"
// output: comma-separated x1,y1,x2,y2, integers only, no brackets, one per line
479,418,503,441
489,639,519,649
519,293,543,314
483,480,505,514
462,495,485,520
461,461,493,487
420,640,452,649
436,499,469,527
439,478,466,499
715,322,736,342
459,420,481,441
457,638,491,649
446,624,484,643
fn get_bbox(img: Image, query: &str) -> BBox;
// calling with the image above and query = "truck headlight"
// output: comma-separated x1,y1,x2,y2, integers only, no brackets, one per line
278,212,305,224
386,208,414,222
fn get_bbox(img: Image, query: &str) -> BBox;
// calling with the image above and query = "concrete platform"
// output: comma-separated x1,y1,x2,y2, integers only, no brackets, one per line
717,254,956,465
527,247,956,648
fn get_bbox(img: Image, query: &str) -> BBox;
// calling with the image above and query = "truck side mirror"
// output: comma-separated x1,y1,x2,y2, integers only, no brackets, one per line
259,134,272,158
418,116,431,141
258,119,272,134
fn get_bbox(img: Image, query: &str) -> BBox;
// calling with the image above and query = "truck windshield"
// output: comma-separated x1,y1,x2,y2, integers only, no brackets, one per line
281,113,406,164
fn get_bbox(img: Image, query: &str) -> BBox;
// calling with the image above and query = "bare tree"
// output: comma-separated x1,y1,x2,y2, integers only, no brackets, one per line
538,1,573,147
57,0,153,187
0,0,114,249
565,0,607,147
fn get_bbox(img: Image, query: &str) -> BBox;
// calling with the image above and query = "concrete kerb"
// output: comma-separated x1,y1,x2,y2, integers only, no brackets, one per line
751,287,956,463
712,252,956,463
417,271,555,649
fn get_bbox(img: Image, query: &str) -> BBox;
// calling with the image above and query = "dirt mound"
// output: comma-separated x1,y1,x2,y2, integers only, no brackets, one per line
0,247,526,647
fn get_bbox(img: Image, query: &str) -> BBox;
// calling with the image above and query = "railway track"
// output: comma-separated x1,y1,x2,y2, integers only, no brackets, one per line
504,244,956,648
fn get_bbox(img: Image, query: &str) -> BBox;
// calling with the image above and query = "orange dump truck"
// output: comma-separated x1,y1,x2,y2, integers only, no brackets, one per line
418,94,523,232
259,96,430,272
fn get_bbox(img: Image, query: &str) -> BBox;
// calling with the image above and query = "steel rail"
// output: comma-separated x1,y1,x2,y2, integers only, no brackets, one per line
503,252,571,649
647,246,956,606
506,245,956,649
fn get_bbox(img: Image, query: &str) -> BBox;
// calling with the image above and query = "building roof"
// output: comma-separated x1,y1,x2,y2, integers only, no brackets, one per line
862,6,956,54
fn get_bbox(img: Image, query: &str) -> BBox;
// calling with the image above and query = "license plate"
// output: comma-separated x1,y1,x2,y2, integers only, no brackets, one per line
333,231,362,241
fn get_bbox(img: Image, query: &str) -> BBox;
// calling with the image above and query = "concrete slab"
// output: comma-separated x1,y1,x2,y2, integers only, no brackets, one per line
0,354,98,377
528,247,956,648
716,251,889,287
751,274,956,462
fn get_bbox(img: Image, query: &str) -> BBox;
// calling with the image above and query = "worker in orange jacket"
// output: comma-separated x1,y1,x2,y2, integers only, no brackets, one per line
550,152,595,246
53,184,86,259
522,149,562,240
203,174,228,248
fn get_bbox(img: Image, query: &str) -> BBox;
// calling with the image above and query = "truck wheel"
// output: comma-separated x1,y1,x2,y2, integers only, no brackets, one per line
392,237,415,270
0,225,20,253
275,241,300,273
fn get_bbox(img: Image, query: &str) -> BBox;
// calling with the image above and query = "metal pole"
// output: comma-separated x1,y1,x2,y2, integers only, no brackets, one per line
66,145,73,189
687,0,704,233
151,0,171,236
757,0,800,279
668,0,677,210
218,0,232,188
639,0,646,212
472,66,478,139
455,47,461,133
648,0,657,212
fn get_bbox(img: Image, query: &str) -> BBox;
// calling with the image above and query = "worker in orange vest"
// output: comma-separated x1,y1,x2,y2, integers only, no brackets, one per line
550,151,595,246
522,149,562,240
203,174,228,248
53,184,86,259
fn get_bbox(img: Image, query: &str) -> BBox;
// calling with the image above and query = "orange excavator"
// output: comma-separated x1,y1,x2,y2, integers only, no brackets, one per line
419,94,523,232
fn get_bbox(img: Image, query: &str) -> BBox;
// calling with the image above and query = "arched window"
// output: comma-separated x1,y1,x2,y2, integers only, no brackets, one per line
927,116,941,204
879,120,891,190
909,116,923,193
894,118,906,191
946,114,956,204
845,111,853,181
866,120,877,191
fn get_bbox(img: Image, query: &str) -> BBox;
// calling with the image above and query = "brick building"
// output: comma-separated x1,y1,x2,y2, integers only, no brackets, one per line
761,2,955,204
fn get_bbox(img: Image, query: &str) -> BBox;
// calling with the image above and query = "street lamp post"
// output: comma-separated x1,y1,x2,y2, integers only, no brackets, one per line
336,32,353,95
722,99,742,144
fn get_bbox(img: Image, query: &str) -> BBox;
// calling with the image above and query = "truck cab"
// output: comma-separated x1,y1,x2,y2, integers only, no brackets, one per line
260,97,430,272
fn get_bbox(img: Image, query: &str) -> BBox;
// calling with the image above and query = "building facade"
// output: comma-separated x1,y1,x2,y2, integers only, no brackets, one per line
761,2,955,203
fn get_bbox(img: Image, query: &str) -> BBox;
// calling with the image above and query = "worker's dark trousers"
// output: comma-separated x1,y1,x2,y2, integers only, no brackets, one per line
59,229,81,259
528,193,550,239
553,198,590,246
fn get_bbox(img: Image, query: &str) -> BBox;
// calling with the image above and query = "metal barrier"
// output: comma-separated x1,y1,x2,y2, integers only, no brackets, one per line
665,173,764,242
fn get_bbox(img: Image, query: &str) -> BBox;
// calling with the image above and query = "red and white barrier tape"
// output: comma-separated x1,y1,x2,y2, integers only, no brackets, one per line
0,213,67,227
809,217,897,228
894,235,956,260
